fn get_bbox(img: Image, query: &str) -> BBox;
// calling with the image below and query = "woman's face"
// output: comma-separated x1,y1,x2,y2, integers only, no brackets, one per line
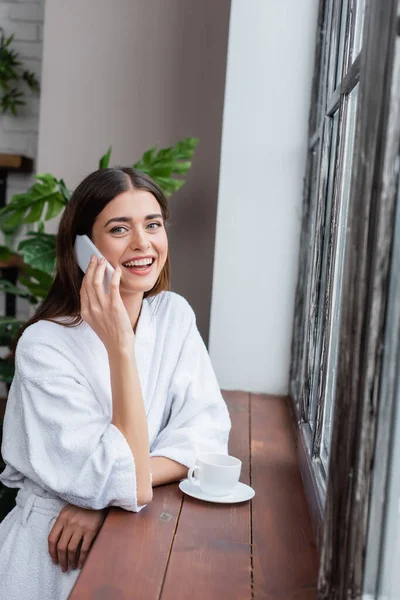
91,189,168,296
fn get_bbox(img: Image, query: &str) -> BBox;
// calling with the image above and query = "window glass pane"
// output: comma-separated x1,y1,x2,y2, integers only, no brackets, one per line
308,111,339,430
352,0,365,61
378,398,400,599
320,84,359,470
336,0,349,87
299,144,320,421
315,2,331,130
375,172,400,599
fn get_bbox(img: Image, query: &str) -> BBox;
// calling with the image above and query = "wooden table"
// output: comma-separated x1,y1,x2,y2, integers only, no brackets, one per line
69,392,319,599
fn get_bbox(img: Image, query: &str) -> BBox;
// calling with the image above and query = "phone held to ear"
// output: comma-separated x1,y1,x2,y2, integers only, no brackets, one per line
74,235,114,294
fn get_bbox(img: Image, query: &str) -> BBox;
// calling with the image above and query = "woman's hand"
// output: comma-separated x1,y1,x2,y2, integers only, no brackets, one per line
48,504,108,572
80,256,134,354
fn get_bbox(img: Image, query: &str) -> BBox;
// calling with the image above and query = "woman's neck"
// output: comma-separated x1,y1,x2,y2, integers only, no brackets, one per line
120,291,144,332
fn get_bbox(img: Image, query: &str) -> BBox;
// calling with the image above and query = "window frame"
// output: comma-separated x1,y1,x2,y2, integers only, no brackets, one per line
291,0,400,595
318,0,400,594
290,0,362,529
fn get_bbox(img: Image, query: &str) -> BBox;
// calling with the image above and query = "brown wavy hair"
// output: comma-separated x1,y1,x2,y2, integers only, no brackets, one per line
14,167,171,348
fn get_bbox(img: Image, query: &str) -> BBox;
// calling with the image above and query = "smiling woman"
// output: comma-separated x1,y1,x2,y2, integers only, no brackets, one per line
0,167,231,600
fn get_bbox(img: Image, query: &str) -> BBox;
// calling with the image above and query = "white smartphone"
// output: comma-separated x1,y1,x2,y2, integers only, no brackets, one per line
74,234,114,294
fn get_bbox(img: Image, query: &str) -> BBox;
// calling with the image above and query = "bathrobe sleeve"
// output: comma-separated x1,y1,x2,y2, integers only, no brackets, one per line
150,305,231,468
0,336,144,512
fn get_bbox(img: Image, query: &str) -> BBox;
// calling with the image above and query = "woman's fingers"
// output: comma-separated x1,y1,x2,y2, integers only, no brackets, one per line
48,518,63,565
79,255,133,349
67,532,83,570
82,254,97,287
109,266,122,304
92,258,108,303
48,505,107,573
81,255,96,302
77,533,95,569
80,283,89,315
56,527,74,573
82,255,108,307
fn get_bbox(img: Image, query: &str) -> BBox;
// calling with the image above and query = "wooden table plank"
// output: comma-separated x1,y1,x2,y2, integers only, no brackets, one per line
160,391,252,600
69,483,183,600
251,394,319,600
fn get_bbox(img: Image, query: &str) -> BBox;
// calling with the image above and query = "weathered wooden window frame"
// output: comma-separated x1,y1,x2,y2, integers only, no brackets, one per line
290,0,363,542
363,68,400,594
292,0,400,596
319,0,400,595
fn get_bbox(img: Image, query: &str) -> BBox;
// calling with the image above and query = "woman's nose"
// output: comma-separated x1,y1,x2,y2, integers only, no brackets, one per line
130,230,150,251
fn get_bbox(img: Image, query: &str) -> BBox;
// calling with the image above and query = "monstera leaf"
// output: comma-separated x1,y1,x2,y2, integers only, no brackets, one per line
17,231,57,275
98,138,199,197
0,174,69,235
19,264,53,300
133,137,199,196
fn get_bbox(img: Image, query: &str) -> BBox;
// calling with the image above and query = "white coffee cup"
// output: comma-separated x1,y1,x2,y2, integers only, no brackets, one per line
188,453,242,496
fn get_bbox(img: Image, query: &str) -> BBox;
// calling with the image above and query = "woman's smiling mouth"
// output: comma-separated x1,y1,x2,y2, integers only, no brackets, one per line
122,256,156,276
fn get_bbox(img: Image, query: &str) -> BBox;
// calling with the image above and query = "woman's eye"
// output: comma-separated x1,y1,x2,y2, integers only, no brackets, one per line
147,222,162,230
110,226,128,234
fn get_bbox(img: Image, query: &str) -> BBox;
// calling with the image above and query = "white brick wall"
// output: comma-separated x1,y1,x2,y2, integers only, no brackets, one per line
0,1,45,329
0,0,44,201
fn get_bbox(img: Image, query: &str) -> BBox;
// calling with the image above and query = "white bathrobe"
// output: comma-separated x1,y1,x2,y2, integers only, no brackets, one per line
0,291,231,600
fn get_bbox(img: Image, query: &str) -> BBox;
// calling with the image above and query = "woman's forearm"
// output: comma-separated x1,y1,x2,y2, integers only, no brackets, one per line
109,348,152,505
150,456,188,487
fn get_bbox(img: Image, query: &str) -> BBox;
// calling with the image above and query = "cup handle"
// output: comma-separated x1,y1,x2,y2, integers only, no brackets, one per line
188,465,200,484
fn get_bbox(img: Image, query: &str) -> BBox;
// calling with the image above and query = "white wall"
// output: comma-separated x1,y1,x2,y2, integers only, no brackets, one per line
209,0,319,394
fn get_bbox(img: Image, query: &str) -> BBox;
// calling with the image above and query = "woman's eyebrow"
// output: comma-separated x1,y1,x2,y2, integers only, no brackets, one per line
104,214,163,227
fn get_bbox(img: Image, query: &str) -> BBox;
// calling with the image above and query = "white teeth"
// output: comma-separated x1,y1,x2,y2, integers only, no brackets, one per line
124,258,153,267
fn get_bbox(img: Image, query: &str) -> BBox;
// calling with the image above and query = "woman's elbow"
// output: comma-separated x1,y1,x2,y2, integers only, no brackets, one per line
137,486,153,506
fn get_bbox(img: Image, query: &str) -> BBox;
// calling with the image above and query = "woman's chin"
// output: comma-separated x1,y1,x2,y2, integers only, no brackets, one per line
120,276,158,295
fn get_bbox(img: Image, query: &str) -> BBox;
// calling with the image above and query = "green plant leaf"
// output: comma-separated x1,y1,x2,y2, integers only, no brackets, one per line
17,232,57,275
0,245,15,262
0,28,40,116
134,137,199,197
18,280,45,300
23,199,45,223
0,175,67,235
99,147,112,169
142,147,157,165
44,197,65,220
0,279,35,302
0,357,15,383
58,179,72,203
19,264,53,300
155,148,174,161
168,160,192,175
21,69,40,92
143,164,175,178
0,317,24,346
21,263,53,285
34,174,55,185
152,176,185,195
0,208,24,235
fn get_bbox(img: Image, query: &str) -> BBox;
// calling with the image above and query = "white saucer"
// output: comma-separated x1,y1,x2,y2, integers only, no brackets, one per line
179,479,255,504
